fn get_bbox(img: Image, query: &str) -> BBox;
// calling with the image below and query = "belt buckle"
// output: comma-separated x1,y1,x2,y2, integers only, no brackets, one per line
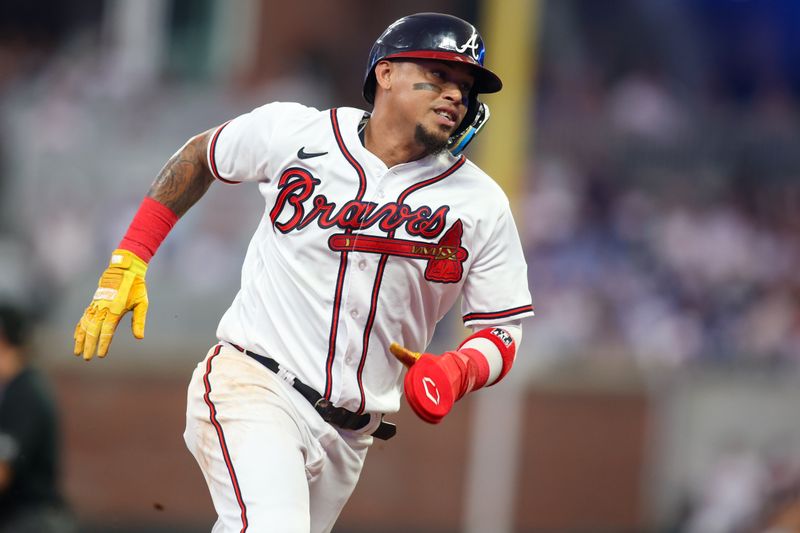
315,399,396,440
313,398,337,421
314,398,362,430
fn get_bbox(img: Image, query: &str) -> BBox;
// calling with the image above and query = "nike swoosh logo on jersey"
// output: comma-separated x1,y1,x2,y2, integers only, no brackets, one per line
297,147,328,159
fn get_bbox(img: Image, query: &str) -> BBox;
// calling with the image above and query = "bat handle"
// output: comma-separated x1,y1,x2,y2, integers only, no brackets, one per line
389,342,421,368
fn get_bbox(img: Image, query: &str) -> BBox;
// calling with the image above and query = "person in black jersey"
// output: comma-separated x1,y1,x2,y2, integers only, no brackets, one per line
0,304,74,532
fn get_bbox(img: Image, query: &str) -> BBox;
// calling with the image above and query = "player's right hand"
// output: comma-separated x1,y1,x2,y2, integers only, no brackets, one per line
389,343,456,424
73,249,149,361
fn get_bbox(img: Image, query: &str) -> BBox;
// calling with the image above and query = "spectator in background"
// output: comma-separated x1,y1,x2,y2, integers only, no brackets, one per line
683,439,770,533
0,304,74,533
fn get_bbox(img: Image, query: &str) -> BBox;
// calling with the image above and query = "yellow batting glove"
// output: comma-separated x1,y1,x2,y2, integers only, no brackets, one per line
73,249,149,361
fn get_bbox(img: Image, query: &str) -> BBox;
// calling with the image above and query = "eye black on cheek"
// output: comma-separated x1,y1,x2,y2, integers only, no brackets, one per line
413,82,441,92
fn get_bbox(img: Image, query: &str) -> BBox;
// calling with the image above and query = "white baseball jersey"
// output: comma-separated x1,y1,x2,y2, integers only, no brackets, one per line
206,102,533,415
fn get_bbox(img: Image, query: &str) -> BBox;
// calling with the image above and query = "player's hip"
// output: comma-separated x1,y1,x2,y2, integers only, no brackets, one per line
188,343,380,448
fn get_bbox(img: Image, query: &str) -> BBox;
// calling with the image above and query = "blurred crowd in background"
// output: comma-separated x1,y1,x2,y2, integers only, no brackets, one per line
528,0,800,370
0,0,799,531
0,0,797,367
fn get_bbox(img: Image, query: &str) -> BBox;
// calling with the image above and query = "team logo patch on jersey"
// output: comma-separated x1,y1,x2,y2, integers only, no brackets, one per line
329,220,468,283
491,328,514,348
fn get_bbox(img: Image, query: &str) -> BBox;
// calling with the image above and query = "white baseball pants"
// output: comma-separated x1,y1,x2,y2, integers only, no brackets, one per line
184,344,372,533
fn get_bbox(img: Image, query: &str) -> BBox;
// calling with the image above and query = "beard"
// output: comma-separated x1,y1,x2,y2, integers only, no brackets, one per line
414,123,450,156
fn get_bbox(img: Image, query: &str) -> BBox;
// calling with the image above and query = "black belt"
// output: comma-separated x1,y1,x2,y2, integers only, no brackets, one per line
230,344,396,440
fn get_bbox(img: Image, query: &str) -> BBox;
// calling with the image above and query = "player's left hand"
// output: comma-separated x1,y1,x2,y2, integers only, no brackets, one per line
389,342,457,424
73,249,149,361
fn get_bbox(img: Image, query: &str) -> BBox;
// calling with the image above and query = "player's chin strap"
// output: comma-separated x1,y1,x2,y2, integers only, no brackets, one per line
447,101,491,156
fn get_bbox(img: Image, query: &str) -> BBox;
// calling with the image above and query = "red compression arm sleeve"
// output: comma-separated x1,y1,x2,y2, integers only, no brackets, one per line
118,197,179,262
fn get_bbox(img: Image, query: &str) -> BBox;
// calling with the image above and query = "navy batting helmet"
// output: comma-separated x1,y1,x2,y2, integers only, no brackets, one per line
362,13,502,104
362,13,502,154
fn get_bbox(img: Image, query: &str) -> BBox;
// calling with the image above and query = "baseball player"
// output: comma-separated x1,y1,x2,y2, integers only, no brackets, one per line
74,12,533,533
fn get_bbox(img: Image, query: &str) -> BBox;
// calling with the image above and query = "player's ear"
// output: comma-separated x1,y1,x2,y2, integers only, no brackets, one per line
374,60,394,92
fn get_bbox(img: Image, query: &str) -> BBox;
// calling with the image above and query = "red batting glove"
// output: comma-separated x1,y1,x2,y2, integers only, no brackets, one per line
389,343,487,424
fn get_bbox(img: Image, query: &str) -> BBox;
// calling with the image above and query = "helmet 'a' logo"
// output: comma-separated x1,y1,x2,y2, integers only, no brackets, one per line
456,31,481,61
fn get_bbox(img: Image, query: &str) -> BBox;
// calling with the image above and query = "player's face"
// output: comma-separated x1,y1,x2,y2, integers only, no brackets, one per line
391,60,475,152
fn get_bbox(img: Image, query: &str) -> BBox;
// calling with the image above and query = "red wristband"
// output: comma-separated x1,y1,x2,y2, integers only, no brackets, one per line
458,348,491,391
118,197,178,262
458,327,517,386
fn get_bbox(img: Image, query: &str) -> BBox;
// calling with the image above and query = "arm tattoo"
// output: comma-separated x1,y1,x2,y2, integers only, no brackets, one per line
147,131,215,218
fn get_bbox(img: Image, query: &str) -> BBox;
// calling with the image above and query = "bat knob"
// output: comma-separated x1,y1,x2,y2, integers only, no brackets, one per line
389,342,421,368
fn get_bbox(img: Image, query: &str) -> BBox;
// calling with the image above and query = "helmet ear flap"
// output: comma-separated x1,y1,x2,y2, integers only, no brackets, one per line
448,100,491,156
458,93,480,135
